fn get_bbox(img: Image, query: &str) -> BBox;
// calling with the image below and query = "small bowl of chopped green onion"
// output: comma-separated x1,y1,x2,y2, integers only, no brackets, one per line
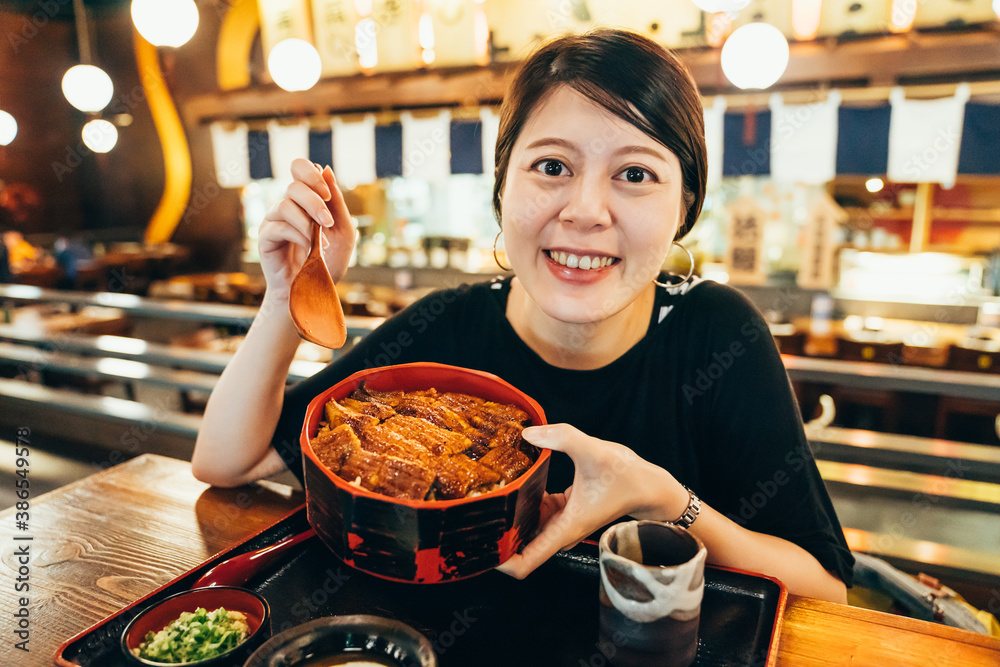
121,586,271,666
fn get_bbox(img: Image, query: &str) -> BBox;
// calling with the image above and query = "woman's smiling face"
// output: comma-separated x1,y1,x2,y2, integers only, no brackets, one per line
500,85,684,325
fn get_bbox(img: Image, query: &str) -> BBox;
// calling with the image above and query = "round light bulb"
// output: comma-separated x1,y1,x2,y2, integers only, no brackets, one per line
865,178,885,193
267,38,322,92
721,23,789,90
131,0,199,47
62,65,114,112
0,110,17,146
82,119,118,153
690,0,752,12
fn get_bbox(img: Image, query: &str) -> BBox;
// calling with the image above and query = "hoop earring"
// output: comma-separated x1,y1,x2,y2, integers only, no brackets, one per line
653,241,694,288
493,230,511,271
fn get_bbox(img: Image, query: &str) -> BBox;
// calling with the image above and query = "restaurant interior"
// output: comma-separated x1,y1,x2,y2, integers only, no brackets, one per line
1,0,1000,664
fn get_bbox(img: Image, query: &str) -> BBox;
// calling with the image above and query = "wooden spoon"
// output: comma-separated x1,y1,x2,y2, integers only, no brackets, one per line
288,219,348,349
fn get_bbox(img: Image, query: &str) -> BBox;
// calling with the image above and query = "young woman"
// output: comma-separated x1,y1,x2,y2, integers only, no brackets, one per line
192,28,853,603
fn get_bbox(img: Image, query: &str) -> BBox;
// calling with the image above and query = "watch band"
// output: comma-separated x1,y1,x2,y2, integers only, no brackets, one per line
673,485,701,529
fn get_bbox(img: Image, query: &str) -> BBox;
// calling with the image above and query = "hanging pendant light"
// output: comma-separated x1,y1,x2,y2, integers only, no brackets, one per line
131,0,199,48
0,109,17,146
82,119,118,153
267,38,322,92
62,64,114,113
63,0,114,112
721,23,789,90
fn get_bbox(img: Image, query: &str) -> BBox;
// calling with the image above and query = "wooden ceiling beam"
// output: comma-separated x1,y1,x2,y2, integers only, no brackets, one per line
182,30,1000,126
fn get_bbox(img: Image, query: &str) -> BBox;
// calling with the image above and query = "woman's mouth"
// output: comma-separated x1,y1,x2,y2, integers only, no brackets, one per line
544,249,620,271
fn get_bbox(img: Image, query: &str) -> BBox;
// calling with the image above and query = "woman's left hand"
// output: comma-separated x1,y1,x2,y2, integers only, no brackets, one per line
496,423,687,579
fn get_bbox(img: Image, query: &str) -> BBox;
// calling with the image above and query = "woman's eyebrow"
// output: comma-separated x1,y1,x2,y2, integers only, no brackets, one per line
523,137,579,152
613,145,670,162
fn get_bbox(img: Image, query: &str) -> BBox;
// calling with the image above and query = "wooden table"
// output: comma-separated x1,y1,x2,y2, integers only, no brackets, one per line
1,455,997,667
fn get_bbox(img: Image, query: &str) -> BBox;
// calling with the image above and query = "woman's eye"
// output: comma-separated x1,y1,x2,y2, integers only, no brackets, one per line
620,166,656,183
535,159,565,176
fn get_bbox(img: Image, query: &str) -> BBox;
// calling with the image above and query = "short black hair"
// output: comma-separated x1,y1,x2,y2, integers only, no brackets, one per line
493,28,707,240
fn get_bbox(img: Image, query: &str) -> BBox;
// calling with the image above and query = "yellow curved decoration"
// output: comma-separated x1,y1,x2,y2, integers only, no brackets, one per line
217,0,260,90
134,28,192,244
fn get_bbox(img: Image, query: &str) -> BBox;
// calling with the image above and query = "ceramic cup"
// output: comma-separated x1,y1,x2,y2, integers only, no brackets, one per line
598,520,707,667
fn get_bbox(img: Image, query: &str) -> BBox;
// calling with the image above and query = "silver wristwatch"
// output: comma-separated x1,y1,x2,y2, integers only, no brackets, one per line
673,485,701,529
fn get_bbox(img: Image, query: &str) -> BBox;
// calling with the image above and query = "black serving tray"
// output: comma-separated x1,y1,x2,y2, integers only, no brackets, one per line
57,507,785,667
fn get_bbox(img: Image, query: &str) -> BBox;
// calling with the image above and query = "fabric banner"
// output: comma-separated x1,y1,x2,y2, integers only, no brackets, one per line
887,83,970,187
331,114,377,189
722,110,771,177
958,103,1000,175
375,122,403,179
770,90,841,184
401,109,451,181
267,119,310,183
835,105,890,175
450,119,483,175
308,129,333,168
248,130,273,180
209,122,251,188
703,97,726,188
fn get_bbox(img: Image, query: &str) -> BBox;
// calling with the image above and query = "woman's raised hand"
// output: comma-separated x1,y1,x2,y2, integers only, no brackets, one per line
496,423,688,579
258,158,356,300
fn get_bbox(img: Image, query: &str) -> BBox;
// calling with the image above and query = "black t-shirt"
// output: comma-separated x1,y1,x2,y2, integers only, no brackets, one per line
271,276,855,586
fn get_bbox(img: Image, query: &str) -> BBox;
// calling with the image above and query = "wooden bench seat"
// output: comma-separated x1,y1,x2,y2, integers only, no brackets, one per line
805,424,1000,483
0,378,201,460
0,341,219,394
817,460,1000,513
0,324,325,382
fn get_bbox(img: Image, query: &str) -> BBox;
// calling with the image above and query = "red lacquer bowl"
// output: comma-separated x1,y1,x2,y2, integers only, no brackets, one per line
300,362,550,584
120,587,270,666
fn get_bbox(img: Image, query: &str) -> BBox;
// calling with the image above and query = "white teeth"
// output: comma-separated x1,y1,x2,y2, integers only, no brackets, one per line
549,251,615,270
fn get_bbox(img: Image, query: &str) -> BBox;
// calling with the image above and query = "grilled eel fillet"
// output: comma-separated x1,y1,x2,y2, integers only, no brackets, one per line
311,386,535,499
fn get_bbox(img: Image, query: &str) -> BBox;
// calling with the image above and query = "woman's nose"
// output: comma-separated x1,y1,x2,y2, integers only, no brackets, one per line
559,177,612,228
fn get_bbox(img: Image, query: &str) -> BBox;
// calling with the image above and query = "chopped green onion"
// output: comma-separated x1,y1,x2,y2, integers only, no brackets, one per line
134,606,250,663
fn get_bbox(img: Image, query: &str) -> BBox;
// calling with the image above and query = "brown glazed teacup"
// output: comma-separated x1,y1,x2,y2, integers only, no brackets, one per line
598,520,707,667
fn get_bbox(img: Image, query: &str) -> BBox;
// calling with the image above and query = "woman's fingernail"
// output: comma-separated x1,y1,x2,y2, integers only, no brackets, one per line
323,209,335,227
522,425,546,440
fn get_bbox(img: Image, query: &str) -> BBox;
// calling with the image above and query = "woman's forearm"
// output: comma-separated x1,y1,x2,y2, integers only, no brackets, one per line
635,471,847,604
191,293,303,487
689,505,847,603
